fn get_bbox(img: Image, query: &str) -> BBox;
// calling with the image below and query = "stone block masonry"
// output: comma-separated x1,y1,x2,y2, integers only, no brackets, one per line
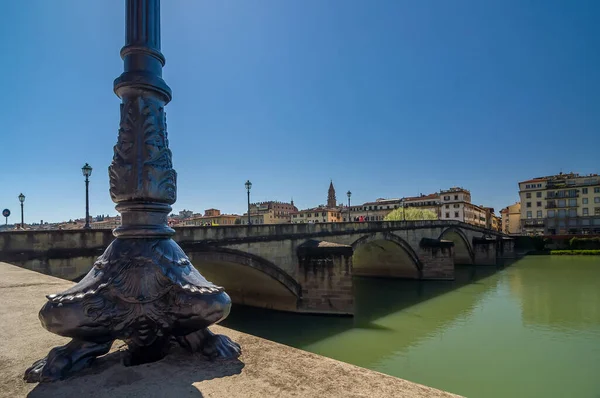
473,237,497,266
297,240,354,314
0,221,507,315
419,238,455,280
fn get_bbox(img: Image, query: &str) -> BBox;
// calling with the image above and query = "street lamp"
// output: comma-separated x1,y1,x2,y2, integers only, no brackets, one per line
245,180,252,225
346,191,352,222
18,193,25,229
82,163,93,229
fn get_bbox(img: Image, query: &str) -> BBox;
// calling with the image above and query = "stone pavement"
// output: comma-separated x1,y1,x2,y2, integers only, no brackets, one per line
0,262,461,398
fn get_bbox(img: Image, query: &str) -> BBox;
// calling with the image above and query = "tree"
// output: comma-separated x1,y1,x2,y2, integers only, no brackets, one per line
384,207,438,221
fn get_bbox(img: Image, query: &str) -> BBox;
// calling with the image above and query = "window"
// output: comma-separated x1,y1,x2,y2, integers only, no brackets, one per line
595,197,600,203
537,202,542,207
596,208,600,216
454,212,459,217
445,204,449,209
583,188,588,194
568,219,577,226
547,210,555,217
454,195,458,200
444,196,450,201
583,208,589,216
536,192,542,198
454,204,460,208
568,209,577,217
582,219,590,226
445,212,450,218
526,211,532,218
537,210,542,218
526,193,531,199
558,199,566,207
595,187,600,193
526,202,531,208
558,209,566,218
569,198,577,207
583,198,589,204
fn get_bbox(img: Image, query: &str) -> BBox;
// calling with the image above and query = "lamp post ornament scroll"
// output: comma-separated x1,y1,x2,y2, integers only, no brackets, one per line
24,0,240,383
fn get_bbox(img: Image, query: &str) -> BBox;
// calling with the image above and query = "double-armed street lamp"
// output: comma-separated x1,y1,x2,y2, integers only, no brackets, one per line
82,163,93,229
18,193,25,229
245,180,252,225
347,190,352,222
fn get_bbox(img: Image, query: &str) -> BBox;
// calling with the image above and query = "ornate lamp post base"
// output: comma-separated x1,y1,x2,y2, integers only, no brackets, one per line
23,0,240,383
24,238,240,382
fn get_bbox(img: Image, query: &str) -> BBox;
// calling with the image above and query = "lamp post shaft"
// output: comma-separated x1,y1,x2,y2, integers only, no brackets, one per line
347,198,351,222
247,190,251,225
20,203,24,229
84,176,90,229
110,0,175,238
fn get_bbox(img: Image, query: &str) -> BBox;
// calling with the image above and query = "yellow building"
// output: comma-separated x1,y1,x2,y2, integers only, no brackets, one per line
291,207,341,223
518,172,600,235
500,202,521,235
183,209,239,226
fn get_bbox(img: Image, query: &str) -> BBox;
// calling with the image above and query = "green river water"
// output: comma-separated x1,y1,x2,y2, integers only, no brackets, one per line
222,256,600,398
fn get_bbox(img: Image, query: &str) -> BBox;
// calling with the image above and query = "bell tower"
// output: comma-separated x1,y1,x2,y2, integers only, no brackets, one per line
327,180,337,208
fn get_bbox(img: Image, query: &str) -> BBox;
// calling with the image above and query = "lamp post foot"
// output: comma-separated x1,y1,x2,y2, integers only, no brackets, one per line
177,328,242,360
24,238,239,382
24,339,113,383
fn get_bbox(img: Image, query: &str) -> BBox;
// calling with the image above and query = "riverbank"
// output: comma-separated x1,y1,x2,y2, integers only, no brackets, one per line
0,262,459,398
526,250,600,255
550,250,600,255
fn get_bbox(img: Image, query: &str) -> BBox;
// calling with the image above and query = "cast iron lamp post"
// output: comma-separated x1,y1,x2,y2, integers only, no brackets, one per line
82,163,92,229
245,180,252,225
24,0,240,383
346,191,351,222
18,193,25,229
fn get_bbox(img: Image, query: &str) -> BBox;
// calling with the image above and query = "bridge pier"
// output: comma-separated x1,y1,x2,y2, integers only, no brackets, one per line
297,240,354,315
497,237,516,259
418,238,455,280
473,237,498,265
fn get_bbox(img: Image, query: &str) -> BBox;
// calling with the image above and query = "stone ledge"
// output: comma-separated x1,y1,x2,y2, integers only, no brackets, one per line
0,262,460,398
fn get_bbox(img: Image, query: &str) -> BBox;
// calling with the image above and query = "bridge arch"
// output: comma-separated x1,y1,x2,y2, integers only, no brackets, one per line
187,248,301,312
439,227,474,265
351,232,423,279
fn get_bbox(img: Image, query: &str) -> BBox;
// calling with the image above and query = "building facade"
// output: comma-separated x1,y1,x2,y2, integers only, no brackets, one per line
291,207,341,223
519,172,600,235
439,187,487,228
500,202,521,235
182,209,239,226
241,201,298,225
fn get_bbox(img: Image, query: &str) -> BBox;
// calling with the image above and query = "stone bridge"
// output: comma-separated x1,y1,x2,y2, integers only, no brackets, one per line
0,221,514,316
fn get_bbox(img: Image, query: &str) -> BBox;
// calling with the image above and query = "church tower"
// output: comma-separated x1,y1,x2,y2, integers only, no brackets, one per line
327,180,337,208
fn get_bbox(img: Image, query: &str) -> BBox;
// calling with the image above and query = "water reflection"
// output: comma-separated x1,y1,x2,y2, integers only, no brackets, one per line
509,256,600,331
223,265,502,368
223,257,600,397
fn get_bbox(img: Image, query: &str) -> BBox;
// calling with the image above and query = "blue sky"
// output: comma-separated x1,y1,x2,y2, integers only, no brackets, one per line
0,0,598,224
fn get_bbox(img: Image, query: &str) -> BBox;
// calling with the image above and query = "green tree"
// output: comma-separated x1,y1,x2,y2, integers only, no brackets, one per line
384,207,438,221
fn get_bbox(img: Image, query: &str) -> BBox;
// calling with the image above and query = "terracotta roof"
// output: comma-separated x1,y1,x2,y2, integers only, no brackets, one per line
404,193,438,201
519,178,546,184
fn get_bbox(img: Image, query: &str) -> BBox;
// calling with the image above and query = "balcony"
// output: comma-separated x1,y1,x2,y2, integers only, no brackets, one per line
522,219,545,227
